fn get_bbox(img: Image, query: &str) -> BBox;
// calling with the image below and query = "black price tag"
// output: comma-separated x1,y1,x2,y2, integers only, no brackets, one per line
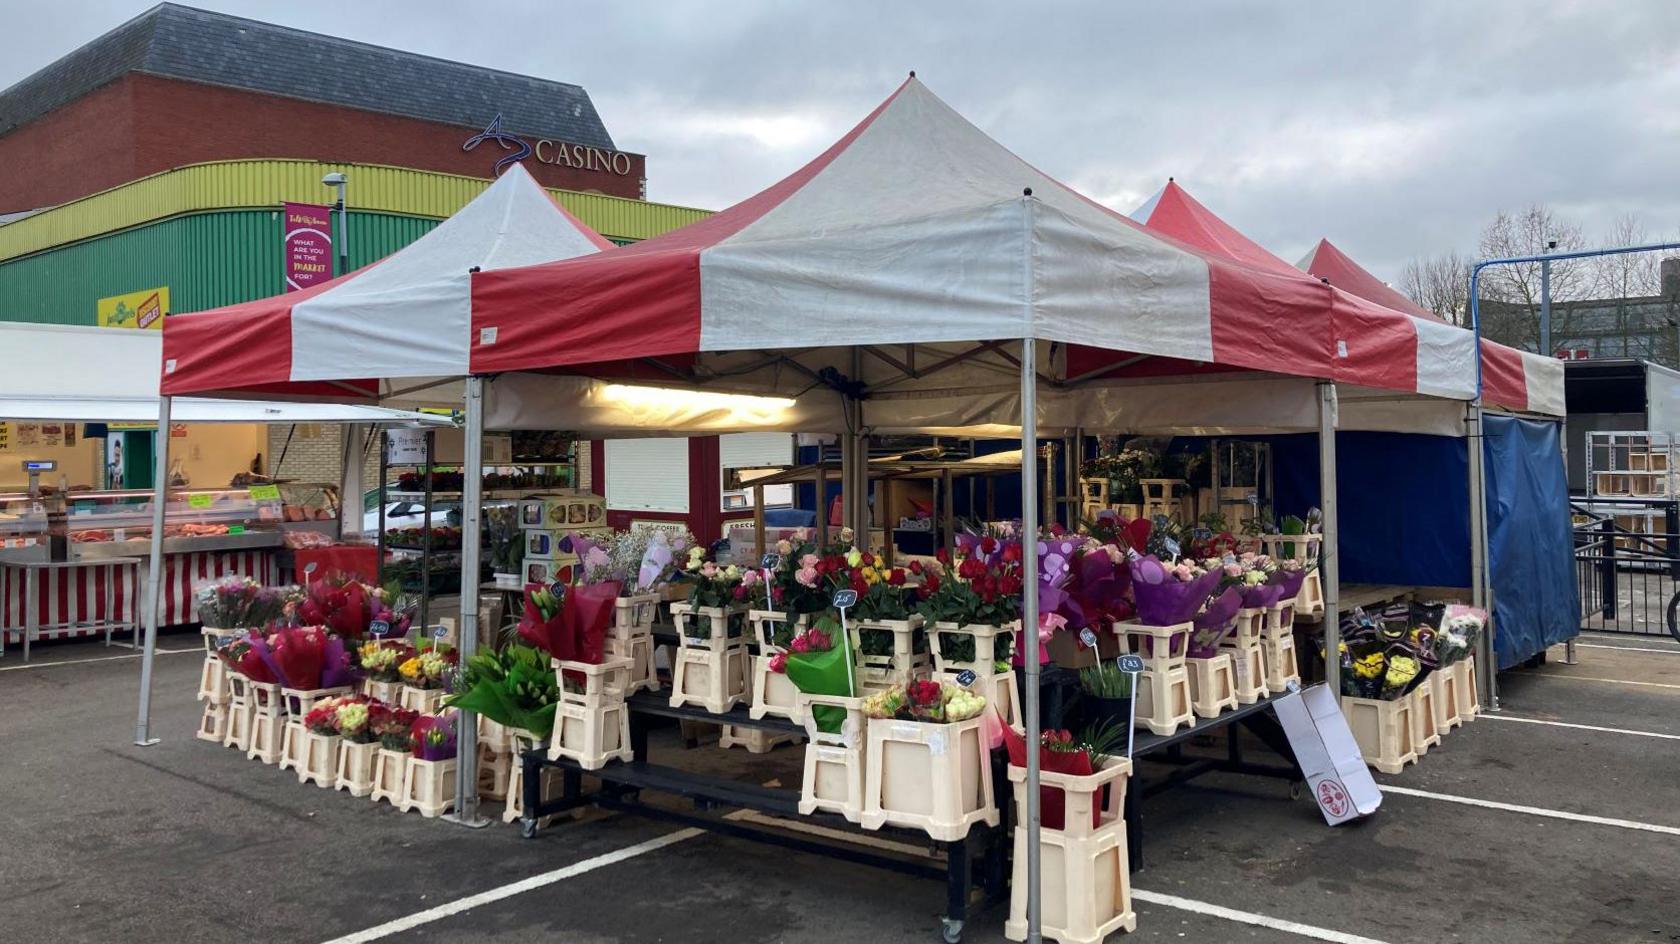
1079,627,1098,649
1118,654,1145,673
832,589,858,609
431,624,448,640
370,620,390,638
954,669,977,687
761,553,782,570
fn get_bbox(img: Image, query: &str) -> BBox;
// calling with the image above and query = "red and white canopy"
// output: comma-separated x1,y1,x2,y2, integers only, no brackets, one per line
1298,239,1564,416
160,164,611,399
1131,180,1476,401
466,77,1452,399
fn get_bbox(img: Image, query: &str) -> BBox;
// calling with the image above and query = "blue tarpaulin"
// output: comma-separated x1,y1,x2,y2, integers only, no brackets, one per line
1257,422,1575,668
1482,415,1580,668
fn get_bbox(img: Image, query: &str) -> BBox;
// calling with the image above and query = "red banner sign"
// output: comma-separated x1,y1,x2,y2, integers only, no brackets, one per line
283,202,335,292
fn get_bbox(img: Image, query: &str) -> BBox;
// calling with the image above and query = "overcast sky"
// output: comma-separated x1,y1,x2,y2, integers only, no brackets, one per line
7,1,1680,282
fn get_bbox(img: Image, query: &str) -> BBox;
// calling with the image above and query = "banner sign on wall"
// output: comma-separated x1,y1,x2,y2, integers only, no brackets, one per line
97,287,169,330
283,202,335,291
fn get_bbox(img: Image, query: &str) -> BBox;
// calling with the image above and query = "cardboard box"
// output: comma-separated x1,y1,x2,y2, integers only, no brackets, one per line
524,529,572,560
1271,685,1382,825
522,557,578,587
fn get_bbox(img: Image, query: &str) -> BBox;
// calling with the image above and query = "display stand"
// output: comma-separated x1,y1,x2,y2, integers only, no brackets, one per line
1113,620,1194,736
1261,600,1301,693
930,621,1022,730
1004,758,1135,944
851,616,930,690
1221,609,1269,704
669,602,751,713
1186,654,1239,719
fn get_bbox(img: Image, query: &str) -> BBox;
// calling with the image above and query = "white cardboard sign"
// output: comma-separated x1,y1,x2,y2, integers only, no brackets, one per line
1271,685,1382,825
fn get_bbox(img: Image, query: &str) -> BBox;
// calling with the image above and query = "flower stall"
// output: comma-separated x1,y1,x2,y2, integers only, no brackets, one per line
154,75,1562,943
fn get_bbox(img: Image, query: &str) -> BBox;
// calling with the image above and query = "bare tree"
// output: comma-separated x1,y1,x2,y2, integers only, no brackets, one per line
1400,252,1472,324
1476,205,1588,352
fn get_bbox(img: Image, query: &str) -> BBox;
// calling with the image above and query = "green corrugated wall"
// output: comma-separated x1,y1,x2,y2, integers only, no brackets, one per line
0,209,443,325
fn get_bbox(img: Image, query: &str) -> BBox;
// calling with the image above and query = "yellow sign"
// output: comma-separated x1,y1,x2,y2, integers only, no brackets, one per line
97,286,170,330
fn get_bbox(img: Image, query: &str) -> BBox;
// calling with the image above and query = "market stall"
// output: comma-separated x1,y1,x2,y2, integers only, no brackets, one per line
158,78,1497,941
0,322,449,655
143,161,615,753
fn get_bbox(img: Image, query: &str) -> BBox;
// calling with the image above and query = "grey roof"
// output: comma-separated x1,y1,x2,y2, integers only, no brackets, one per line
0,3,616,148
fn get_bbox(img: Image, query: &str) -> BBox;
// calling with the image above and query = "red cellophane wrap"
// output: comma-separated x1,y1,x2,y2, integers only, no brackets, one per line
267,626,329,690
517,586,570,658
558,581,621,685
299,576,373,640
228,639,278,684
1001,723,1098,830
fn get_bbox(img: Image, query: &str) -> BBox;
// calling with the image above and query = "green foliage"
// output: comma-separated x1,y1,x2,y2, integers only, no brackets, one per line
444,643,560,735
1078,661,1134,699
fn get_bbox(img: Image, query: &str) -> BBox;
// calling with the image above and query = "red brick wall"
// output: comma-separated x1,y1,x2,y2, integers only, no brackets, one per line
0,73,646,212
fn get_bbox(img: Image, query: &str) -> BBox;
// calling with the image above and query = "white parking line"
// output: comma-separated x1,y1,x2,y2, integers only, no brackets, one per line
1574,642,1680,655
1380,785,1680,837
1483,714,1680,740
318,828,704,943
1517,673,1680,691
0,648,195,671
1133,889,1393,944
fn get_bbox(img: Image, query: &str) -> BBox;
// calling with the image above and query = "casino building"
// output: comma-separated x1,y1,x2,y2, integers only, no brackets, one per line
0,3,708,490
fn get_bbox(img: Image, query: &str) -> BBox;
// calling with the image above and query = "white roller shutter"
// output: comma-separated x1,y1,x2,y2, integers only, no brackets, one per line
605,438,690,512
720,432,794,509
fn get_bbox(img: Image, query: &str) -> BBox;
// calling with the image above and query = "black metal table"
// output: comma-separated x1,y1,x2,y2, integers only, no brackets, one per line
1123,689,1309,871
519,691,1009,943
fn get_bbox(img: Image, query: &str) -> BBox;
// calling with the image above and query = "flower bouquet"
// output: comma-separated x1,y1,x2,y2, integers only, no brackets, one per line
216,633,279,684
298,575,381,640
358,639,415,684
1434,604,1485,666
304,694,359,735
398,647,455,691
1129,555,1220,627
1000,722,1126,829
194,577,287,630
267,625,355,691
517,583,567,654
411,711,457,761
860,680,987,723
779,620,858,731
1188,587,1242,657
445,643,563,739
371,703,419,751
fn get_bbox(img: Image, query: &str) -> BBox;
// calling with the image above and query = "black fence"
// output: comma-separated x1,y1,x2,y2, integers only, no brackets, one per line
1573,498,1680,637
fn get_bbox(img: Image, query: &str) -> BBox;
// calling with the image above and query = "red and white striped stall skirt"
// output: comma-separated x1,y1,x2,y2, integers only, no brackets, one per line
0,549,277,641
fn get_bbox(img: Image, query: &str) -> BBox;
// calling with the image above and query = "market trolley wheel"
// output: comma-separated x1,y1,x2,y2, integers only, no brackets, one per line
939,917,963,943
1667,589,1680,644
520,817,538,839
1289,781,1303,801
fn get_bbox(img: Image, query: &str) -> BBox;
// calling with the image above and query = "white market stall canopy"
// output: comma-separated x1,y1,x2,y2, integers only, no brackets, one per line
0,322,451,425
159,163,610,400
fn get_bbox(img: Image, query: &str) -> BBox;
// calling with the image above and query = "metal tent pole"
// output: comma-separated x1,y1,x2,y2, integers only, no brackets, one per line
1317,382,1341,700
133,394,172,746
1019,337,1043,943
448,375,490,826
1467,403,1497,709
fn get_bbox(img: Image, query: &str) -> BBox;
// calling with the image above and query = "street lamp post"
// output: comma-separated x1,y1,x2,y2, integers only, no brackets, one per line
322,172,348,276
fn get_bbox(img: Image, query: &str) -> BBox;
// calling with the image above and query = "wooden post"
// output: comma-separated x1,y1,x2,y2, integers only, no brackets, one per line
815,458,829,547
881,477,896,566
941,469,955,554
753,484,766,559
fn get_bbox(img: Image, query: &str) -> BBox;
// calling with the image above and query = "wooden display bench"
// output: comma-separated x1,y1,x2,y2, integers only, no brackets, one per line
514,691,1008,943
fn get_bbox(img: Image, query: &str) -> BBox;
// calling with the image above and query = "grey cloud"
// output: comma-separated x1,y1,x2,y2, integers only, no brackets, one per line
5,0,1678,284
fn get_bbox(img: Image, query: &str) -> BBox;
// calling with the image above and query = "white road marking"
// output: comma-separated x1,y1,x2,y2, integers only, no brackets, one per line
1483,713,1680,741
318,828,705,943
0,648,195,671
1380,785,1680,837
1517,673,1680,691
1133,889,1394,944
1574,642,1680,655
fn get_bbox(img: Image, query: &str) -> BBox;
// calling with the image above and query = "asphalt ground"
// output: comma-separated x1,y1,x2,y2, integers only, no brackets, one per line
2,629,1677,944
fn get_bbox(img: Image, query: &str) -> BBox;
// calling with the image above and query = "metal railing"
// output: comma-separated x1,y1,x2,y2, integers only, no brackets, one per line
1573,497,1680,636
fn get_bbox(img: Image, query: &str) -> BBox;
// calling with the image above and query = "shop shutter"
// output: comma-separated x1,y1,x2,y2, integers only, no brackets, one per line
720,432,794,509
605,438,690,512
